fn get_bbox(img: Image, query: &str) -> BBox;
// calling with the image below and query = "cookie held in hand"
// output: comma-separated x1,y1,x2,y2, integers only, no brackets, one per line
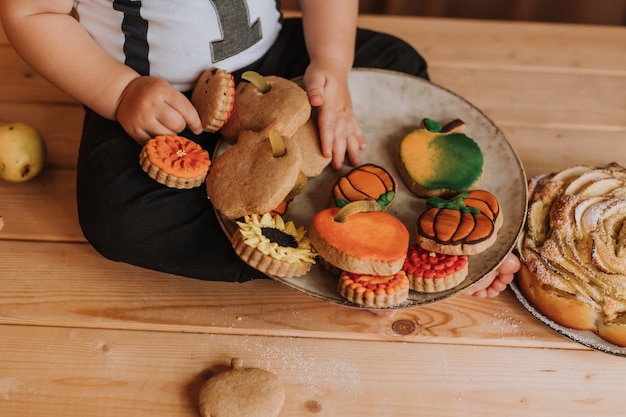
191,67,235,132
289,111,331,178
198,358,285,417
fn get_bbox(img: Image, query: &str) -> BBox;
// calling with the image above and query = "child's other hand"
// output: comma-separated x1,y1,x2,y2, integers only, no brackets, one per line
464,252,521,298
303,59,365,170
116,76,203,145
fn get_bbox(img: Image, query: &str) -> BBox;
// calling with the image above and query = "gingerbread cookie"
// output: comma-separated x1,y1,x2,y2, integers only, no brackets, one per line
205,126,303,219
219,71,311,143
198,358,285,417
191,67,235,132
289,111,331,178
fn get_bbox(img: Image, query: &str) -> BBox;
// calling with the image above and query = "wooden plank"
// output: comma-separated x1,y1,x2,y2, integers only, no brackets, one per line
501,126,626,178
3,17,626,106
0,325,622,417
1,64,624,177
431,68,626,131
0,239,579,349
0,170,82,242
2,118,625,245
0,48,75,105
357,15,626,75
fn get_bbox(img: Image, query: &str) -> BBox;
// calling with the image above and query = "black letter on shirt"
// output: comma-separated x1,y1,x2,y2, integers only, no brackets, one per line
113,0,150,75
210,0,263,62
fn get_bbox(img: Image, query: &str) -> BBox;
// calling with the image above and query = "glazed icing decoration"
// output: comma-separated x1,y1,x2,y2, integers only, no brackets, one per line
427,192,481,214
268,127,286,157
241,70,271,93
334,200,381,223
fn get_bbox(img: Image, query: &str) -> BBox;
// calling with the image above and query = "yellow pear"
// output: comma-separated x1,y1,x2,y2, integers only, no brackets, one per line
0,122,47,182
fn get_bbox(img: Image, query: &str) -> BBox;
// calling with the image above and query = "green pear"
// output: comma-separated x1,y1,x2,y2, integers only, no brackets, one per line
0,122,47,182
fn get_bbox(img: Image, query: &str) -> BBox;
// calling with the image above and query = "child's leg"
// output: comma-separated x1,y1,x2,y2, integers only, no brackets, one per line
76,109,264,282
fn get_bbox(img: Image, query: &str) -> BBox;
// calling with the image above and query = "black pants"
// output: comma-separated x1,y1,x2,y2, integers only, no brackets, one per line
76,18,429,282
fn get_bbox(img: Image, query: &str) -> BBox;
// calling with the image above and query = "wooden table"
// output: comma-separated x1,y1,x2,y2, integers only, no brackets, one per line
1,15,626,417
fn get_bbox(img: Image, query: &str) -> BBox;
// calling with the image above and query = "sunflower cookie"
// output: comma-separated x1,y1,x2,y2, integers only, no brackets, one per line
233,213,316,278
139,135,210,189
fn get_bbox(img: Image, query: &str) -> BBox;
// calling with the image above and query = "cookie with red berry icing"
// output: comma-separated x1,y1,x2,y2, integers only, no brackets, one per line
402,244,468,292
139,135,210,189
337,270,409,308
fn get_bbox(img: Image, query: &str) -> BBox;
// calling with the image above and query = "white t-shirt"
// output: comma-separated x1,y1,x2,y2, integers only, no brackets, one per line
74,0,282,91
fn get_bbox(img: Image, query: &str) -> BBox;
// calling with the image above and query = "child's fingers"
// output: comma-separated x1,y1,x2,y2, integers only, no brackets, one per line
167,92,203,135
498,252,521,275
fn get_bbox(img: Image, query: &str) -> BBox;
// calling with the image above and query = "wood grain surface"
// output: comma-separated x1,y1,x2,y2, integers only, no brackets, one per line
1,14,626,417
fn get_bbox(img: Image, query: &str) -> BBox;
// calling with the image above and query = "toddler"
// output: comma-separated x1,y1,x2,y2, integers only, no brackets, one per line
0,0,518,296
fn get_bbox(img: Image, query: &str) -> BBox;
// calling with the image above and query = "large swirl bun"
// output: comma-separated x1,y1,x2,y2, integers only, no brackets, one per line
516,162,626,347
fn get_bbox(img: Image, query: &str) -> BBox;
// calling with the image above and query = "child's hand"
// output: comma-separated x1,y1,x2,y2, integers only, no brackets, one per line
464,252,521,298
303,59,365,170
116,76,203,145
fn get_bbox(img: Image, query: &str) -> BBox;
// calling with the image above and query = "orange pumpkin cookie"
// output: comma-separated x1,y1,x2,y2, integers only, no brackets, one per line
139,135,210,189
338,270,409,308
233,213,316,278
191,67,235,132
415,190,503,255
332,163,397,211
402,244,468,292
309,201,410,276
396,118,484,197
